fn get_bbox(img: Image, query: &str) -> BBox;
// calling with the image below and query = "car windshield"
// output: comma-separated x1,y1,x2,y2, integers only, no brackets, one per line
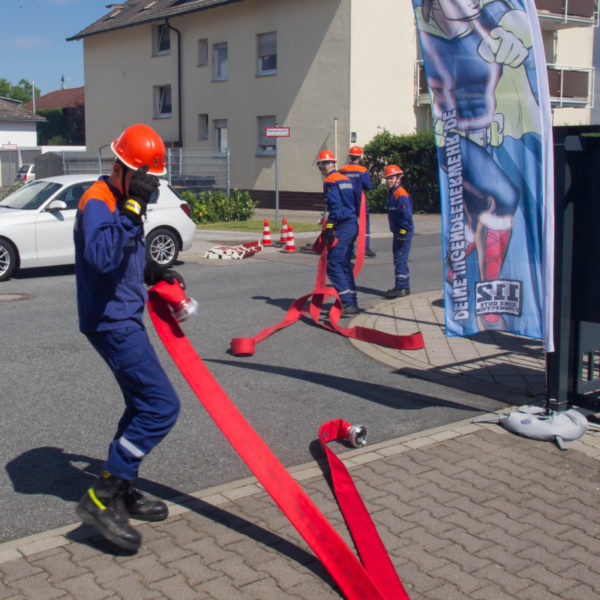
0,181,62,210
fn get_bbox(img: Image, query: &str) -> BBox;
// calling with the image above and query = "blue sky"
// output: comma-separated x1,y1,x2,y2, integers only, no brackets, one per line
1,0,109,96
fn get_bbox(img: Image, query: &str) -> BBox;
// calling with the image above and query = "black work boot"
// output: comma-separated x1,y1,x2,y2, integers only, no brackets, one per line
383,287,410,299
76,472,142,551
341,304,360,317
124,483,168,522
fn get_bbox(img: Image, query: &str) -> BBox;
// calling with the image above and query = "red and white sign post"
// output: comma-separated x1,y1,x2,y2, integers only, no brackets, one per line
265,126,290,224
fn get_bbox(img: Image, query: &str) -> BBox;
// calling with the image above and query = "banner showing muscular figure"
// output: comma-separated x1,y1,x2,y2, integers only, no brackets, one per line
413,0,554,350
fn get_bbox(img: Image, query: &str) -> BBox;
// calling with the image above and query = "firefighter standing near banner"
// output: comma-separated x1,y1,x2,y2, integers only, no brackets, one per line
316,149,361,316
339,146,376,258
383,164,414,298
74,123,185,551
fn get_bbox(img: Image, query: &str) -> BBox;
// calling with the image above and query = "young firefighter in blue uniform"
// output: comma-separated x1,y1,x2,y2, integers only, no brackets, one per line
74,124,184,551
339,145,376,258
383,164,414,298
316,149,360,316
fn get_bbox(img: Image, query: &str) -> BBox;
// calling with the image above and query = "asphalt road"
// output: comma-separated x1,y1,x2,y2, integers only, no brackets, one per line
0,228,504,542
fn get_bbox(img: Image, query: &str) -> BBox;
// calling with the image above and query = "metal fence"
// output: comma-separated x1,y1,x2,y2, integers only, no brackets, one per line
167,147,230,195
34,147,230,196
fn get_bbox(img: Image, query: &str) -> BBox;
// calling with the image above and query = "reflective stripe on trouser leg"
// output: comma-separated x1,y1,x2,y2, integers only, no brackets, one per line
86,325,181,480
339,289,357,305
327,219,358,306
393,235,412,289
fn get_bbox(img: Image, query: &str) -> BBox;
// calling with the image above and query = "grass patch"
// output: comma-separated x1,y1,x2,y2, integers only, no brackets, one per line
196,219,321,233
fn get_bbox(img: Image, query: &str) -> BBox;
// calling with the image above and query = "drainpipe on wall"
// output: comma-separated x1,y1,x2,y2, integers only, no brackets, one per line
165,20,182,147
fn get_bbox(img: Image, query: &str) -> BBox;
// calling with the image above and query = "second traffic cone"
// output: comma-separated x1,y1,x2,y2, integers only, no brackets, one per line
285,224,296,252
262,219,272,246
279,217,288,246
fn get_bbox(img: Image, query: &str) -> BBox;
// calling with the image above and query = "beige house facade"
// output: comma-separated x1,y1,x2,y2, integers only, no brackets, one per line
70,0,597,205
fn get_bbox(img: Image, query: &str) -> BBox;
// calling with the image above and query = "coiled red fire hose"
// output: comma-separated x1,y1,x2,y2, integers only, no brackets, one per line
148,281,410,600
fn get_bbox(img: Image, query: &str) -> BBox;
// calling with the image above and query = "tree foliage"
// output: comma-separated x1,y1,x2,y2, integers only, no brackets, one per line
363,130,441,214
37,105,85,145
0,78,40,104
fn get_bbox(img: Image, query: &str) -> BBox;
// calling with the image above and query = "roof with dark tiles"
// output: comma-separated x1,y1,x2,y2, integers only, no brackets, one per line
0,97,46,123
67,0,244,40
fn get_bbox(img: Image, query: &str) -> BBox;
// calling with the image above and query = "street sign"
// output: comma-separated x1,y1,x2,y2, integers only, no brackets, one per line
2,144,18,150
264,127,289,225
265,127,290,138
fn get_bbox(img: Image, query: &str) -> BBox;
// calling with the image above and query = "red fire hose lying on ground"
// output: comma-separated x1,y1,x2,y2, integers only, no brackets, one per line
148,281,410,599
231,193,424,356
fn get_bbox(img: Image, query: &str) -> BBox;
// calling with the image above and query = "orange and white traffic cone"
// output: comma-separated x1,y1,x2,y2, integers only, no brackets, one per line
285,224,296,252
279,217,288,246
262,219,272,246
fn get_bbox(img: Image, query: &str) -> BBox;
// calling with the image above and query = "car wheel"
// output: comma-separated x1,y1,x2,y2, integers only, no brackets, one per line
146,228,179,267
0,239,17,282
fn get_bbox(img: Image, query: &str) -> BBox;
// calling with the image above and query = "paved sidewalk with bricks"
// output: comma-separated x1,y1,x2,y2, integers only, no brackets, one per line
1,418,599,599
2,211,600,599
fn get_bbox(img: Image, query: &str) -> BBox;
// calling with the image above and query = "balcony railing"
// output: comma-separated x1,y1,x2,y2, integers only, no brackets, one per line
547,64,594,107
536,0,598,26
415,62,593,109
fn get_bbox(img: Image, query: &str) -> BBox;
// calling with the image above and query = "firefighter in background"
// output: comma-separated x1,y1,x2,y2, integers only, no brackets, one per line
383,164,414,298
339,145,376,258
416,0,540,331
316,149,361,317
74,124,185,551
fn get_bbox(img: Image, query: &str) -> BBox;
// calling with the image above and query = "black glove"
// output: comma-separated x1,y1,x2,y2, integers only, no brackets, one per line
396,228,408,248
121,166,159,225
323,222,335,245
144,260,186,289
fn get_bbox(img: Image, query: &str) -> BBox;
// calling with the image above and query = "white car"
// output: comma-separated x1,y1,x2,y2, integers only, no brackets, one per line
15,163,36,183
0,174,197,281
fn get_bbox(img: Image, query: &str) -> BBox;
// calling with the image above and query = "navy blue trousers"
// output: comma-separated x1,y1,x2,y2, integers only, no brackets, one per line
328,219,358,307
86,325,180,480
393,234,412,289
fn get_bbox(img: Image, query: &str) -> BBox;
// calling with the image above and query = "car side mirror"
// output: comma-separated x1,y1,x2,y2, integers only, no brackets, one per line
46,200,68,212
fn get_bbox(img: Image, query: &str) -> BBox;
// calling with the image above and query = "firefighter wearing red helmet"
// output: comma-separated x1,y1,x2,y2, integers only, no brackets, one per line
74,124,183,551
339,146,376,258
383,164,414,298
316,149,361,316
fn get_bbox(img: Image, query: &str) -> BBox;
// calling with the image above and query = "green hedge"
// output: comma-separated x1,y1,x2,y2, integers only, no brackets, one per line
182,189,257,224
363,130,441,214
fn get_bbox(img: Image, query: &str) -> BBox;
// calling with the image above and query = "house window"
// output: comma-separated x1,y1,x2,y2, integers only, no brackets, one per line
155,85,172,117
213,42,228,81
258,116,276,155
155,23,170,55
198,114,209,139
197,38,208,66
257,32,276,75
214,119,228,154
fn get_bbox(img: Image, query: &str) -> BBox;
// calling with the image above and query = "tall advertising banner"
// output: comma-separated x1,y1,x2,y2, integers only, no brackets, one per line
412,0,555,351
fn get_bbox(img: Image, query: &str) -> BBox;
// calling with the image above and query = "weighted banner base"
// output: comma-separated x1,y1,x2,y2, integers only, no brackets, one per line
473,405,595,451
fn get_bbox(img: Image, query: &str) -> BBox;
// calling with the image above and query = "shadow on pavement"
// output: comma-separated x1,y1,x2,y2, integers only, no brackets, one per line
4,446,333,584
207,359,498,413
